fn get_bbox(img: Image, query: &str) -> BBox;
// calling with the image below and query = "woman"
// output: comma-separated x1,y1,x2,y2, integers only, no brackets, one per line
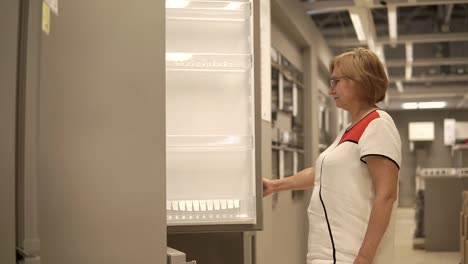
263,48,401,264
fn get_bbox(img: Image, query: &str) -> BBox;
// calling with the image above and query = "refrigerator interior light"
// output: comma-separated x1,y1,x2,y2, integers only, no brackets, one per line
220,135,242,144
224,2,243,10
166,53,193,62
166,0,189,9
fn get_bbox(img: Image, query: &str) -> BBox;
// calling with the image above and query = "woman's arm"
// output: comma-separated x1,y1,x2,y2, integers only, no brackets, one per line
354,156,399,264
263,167,315,197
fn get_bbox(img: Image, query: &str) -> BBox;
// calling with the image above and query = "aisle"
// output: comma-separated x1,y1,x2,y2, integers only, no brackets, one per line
393,208,460,264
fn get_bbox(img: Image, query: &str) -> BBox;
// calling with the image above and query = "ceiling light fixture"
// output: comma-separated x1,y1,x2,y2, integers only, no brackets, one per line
388,5,397,43
401,101,447,109
402,102,418,109
406,42,413,63
405,65,412,79
396,81,404,93
349,11,366,41
418,101,447,109
405,42,413,79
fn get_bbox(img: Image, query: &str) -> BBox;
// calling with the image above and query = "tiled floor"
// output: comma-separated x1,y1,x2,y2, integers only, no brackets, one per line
393,208,460,264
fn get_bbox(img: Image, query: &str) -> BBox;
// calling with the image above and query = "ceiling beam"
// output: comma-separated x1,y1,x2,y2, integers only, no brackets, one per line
329,32,468,47
381,33,468,45
350,0,387,64
390,74,468,82
388,86,468,101
379,0,468,8
388,86,468,95
304,0,468,12
387,86,466,98
386,56,468,67
389,92,464,100
304,0,355,14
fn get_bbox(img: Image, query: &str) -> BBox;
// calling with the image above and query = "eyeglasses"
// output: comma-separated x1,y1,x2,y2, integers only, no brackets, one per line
329,76,347,88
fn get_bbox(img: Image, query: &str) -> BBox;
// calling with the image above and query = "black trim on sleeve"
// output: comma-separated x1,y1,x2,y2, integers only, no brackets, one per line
360,154,400,170
319,156,336,264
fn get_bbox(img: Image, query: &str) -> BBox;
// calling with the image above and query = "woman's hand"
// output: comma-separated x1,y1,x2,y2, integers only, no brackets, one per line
262,168,315,197
262,178,276,197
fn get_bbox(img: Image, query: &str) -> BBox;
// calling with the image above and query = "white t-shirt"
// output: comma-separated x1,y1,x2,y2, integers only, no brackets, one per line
307,110,402,264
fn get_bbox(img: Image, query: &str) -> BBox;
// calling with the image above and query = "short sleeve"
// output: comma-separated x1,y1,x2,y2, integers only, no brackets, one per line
358,117,402,169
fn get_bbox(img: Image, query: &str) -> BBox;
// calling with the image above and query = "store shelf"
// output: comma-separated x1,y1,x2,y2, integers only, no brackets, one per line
166,53,251,72
167,135,253,151
271,144,304,153
452,143,468,155
418,167,468,178
166,1,250,21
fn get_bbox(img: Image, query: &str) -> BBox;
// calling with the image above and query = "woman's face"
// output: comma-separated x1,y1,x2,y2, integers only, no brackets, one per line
329,67,364,111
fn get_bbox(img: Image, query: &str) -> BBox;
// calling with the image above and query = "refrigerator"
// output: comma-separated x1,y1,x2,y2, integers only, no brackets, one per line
165,0,263,233
3,0,167,263
2,0,262,263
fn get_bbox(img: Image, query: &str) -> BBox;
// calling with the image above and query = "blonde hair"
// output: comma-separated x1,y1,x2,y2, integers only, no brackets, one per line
329,47,388,104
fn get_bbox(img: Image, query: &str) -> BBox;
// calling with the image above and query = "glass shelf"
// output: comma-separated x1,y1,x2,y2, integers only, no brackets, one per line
166,1,250,21
167,135,253,151
166,1,251,54
166,69,253,135
166,53,251,72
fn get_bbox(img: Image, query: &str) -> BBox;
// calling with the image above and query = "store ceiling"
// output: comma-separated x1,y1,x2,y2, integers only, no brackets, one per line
302,0,468,110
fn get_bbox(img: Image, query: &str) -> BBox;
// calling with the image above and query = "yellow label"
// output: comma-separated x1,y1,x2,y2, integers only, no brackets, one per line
42,1,50,35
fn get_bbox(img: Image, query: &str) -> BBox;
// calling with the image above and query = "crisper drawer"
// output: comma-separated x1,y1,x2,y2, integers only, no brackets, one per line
166,136,256,225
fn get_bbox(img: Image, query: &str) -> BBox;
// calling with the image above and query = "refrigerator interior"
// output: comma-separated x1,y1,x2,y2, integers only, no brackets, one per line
165,0,257,227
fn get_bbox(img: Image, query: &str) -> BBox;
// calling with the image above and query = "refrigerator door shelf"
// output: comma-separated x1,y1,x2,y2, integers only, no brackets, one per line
166,53,252,72
166,0,250,21
167,198,256,225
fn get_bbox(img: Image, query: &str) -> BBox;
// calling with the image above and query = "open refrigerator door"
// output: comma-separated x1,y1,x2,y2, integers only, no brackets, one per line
166,0,261,231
